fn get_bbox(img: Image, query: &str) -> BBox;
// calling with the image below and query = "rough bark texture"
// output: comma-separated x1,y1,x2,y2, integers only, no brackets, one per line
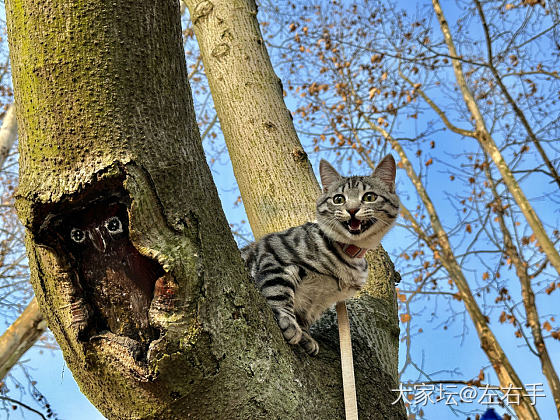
187,0,320,236
0,297,46,380
185,0,404,416
7,0,404,419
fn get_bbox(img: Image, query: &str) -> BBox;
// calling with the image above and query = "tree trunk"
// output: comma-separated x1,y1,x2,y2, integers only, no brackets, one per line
7,0,404,419
0,297,46,380
185,0,403,412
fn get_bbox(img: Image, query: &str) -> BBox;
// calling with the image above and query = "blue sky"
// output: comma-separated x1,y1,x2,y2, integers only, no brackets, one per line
6,348,102,420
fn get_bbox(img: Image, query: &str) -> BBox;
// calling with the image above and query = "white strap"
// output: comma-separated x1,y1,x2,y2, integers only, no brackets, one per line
336,301,358,420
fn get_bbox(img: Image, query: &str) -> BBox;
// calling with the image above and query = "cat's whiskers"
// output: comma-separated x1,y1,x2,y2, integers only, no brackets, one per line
325,217,345,239
371,215,392,228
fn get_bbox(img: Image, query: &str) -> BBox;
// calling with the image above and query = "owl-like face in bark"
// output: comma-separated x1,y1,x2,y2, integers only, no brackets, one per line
38,194,164,353
68,210,126,253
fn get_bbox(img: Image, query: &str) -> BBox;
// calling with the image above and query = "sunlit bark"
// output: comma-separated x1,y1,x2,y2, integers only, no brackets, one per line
0,104,17,170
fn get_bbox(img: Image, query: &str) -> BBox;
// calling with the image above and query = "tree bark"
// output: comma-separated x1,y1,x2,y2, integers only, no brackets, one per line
0,297,46,380
186,0,319,236
7,0,404,419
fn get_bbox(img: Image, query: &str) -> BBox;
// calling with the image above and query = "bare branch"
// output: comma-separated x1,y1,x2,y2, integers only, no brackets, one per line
363,109,539,419
474,0,560,191
433,0,560,286
483,154,560,413
0,298,45,381
399,70,475,138
0,104,17,171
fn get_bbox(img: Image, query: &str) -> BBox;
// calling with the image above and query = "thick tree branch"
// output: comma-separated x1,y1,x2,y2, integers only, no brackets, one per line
186,0,320,236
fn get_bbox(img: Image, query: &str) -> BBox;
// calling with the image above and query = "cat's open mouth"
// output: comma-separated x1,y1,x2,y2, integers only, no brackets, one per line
343,217,375,235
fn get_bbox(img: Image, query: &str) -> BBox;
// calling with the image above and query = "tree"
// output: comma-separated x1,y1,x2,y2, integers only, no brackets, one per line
6,0,404,419
0,105,17,171
260,0,559,418
0,99,52,414
0,104,49,384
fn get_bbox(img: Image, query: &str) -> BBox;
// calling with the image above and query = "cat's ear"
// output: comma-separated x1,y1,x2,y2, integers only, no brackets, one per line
373,154,396,191
319,160,341,192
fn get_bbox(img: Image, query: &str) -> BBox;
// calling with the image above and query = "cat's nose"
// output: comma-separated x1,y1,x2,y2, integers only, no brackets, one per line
347,208,359,216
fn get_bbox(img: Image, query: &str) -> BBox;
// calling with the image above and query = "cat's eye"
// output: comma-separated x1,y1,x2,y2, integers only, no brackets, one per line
332,194,346,205
362,192,377,202
104,216,123,234
70,228,86,243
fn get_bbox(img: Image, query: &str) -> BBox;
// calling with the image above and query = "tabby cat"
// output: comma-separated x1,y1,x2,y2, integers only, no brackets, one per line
241,155,399,355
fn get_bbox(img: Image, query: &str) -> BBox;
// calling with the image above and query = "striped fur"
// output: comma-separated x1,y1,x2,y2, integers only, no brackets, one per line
241,155,399,355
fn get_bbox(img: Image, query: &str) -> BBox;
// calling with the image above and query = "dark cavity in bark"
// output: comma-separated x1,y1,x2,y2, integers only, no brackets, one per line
34,178,168,371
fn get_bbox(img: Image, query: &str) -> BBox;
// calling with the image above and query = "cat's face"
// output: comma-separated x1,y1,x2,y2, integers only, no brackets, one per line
316,155,399,246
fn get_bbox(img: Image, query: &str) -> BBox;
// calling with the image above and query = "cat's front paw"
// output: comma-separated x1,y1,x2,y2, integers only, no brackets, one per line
277,315,302,345
300,330,319,356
